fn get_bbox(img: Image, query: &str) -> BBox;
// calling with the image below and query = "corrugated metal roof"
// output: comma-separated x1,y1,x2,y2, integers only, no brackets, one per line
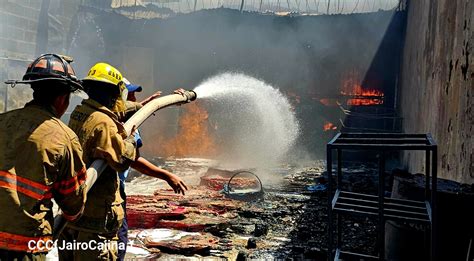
113,3,176,19
111,0,146,8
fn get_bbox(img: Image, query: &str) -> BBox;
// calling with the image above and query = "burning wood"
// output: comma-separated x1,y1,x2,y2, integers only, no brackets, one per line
316,70,385,109
340,69,385,106
340,84,384,97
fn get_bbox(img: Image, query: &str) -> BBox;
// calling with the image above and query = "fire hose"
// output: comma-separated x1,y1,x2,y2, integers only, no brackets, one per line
52,90,197,240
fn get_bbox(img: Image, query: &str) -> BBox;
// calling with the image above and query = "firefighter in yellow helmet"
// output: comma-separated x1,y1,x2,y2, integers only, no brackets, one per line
58,63,137,260
0,54,87,260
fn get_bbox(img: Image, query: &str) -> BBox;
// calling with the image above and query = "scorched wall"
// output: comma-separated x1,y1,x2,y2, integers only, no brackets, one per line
399,0,473,183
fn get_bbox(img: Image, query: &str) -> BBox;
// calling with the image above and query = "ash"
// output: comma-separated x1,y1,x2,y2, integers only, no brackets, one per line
124,158,380,259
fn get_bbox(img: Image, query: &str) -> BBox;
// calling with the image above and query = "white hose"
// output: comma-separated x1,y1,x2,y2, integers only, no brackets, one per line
53,90,197,239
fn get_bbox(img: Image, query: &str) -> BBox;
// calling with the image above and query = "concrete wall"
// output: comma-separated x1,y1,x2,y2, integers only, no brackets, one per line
399,0,473,183
0,0,41,59
0,0,80,111
0,0,79,59
0,0,41,111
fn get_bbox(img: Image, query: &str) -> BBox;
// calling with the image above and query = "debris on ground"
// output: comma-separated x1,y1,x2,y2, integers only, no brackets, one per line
124,158,379,259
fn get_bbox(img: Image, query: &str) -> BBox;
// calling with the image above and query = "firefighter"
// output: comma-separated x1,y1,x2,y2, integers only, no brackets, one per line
0,54,87,260
116,79,188,260
58,63,137,260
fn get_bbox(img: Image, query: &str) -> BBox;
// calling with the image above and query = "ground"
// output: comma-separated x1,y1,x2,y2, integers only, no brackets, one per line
123,157,380,260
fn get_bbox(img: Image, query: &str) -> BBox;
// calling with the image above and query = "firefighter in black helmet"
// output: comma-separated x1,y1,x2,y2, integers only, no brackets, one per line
0,54,87,260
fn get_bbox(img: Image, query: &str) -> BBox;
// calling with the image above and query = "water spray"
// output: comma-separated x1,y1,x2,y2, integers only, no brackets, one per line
192,72,300,170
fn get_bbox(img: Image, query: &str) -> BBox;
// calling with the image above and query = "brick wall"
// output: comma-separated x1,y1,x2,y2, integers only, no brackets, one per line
0,0,80,111
0,0,41,60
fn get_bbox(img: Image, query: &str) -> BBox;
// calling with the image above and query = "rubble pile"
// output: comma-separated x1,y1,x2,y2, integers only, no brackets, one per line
125,159,380,259
127,189,242,229
137,229,220,256
199,167,261,191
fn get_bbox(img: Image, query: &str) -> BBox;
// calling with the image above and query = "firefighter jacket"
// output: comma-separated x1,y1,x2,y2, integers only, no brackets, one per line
67,99,136,233
0,102,87,253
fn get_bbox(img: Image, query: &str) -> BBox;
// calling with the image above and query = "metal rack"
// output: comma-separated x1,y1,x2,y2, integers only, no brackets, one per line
327,133,437,260
337,102,403,133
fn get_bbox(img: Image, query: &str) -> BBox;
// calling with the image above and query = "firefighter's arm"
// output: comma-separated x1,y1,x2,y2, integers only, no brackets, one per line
92,121,137,172
140,91,162,106
52,137,87,222
131,157,188,195
120,101,143,122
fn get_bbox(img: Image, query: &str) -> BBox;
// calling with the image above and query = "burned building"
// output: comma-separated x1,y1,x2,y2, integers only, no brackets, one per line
0,0,472,260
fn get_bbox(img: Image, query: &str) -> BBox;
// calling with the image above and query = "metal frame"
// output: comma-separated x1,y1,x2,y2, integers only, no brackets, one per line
327,133,437,260
337,103,404,133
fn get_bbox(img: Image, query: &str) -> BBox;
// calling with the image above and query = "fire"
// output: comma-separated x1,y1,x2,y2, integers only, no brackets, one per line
161,102,217,157
340,84,384,97
323,121,337,131
340,69,384,106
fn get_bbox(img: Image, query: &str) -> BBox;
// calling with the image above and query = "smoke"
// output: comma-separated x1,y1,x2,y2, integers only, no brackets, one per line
0,1,402,169
64,6,401,158
135,9,397,158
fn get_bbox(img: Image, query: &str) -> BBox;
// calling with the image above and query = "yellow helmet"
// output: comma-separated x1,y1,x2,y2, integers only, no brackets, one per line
83,62,123,86
84,63,127,112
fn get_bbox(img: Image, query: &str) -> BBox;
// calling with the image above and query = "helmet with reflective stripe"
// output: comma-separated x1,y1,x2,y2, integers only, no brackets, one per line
21,53,83,92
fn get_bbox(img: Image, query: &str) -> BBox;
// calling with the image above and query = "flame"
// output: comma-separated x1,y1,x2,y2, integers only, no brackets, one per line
161,102,217,157
340,84,384,97
323,121,337,131
340,69,384,106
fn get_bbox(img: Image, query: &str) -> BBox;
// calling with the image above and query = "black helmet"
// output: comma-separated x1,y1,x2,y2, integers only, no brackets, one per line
7,53,83,92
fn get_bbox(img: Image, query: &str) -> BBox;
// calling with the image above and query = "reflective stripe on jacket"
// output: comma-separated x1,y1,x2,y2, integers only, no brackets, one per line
0,231,52,253
0,102,87,252
0,170,52,200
